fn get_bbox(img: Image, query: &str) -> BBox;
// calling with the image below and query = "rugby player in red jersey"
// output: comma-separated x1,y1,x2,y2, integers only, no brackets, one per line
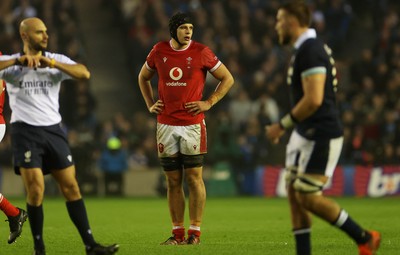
138,12,234,245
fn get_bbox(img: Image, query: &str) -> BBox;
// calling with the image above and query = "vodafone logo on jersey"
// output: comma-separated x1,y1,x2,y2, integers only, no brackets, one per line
166,67,187,86
169,67,183,80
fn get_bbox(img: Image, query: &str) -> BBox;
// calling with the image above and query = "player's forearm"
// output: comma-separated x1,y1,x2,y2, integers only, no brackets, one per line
138,79,155,110
291,97,320,122
206,76,234,107
54,62,91,80
0,58,20,71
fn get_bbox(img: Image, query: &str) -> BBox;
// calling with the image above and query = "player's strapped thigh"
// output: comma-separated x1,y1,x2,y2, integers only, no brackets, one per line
182,154,204,169
286,131,343,194
160,156,182,171
285,165,298,185
293,174,325,195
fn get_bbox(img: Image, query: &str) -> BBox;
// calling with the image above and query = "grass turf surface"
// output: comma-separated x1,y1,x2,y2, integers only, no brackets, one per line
0,197,398,254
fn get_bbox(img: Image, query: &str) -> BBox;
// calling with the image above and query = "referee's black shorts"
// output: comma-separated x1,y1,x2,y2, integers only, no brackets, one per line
11,122,74,175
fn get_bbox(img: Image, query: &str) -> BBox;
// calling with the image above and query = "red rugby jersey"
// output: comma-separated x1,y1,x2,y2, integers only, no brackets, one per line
146,40,221,125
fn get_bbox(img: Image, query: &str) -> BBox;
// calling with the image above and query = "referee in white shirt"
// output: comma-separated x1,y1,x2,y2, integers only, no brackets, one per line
0,17,118,255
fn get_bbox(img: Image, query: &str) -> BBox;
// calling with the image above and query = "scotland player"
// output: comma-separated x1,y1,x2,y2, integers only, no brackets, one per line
265,2,380,255
0,17,118,255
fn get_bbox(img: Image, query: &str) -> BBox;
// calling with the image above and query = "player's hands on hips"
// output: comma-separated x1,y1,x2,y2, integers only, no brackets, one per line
185,101,211,116
265,123,285,144
149,100,164,114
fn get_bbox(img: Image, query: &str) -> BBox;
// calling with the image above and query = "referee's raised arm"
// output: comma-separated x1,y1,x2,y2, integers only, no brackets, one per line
40,56,91,80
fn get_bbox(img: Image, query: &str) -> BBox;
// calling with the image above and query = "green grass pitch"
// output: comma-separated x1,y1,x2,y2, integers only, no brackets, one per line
0,197,398,254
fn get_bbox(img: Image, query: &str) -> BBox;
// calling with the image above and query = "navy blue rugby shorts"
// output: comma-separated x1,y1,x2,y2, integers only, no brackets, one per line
11,122,74,175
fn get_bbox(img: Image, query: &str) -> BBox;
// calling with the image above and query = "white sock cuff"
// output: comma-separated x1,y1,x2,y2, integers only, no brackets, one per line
335,209,349,227
293,228,311,235
189,225,201,231
173,225,185,230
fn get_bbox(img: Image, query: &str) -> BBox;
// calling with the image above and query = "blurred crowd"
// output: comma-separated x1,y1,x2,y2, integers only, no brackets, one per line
1,0,400,194
115,0,400,169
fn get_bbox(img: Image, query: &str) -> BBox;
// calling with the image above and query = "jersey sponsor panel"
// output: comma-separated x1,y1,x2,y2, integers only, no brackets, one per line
146,40,220,126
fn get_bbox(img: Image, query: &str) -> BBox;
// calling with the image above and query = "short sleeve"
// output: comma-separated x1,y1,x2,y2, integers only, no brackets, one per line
201,47,221,72
145,47,157,71
297,42,326,73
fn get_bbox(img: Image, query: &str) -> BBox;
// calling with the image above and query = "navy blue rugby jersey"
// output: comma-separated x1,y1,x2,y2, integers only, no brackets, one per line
287,38,343,140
